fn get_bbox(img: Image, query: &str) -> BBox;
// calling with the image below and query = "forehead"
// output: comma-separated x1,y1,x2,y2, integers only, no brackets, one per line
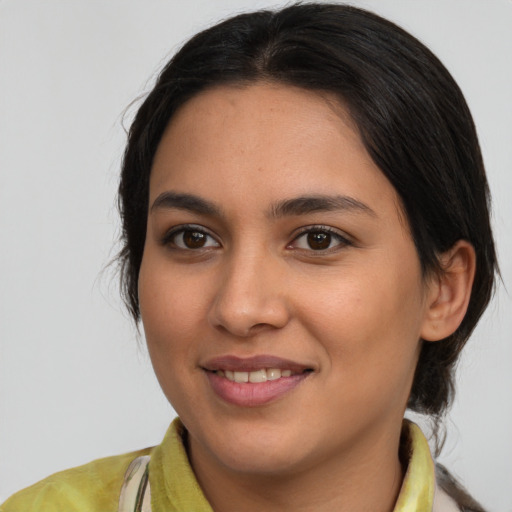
150,83,401,220
167,82,356,134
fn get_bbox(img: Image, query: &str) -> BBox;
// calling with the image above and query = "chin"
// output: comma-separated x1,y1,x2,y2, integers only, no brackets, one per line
191,417,312,476
218,443,306,476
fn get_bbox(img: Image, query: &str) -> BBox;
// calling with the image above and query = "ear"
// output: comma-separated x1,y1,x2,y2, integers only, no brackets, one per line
421,240,476,342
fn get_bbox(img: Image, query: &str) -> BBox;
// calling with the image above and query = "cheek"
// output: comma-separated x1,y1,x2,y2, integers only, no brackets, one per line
139,257,204,367
138,265,207,416
298,259,425,376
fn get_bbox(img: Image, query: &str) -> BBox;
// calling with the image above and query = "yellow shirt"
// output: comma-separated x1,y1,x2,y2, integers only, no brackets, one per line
1,419,440,512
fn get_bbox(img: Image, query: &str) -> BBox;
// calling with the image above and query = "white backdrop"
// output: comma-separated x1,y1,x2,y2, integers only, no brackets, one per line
1,1,511,510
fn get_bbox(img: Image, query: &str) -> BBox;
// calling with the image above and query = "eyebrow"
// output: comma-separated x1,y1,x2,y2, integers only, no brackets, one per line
150,191,375,219
269,195,376,218
151,191,222,216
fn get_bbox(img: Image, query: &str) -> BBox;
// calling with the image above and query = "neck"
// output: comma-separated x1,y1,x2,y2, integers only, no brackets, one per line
188,424,405,512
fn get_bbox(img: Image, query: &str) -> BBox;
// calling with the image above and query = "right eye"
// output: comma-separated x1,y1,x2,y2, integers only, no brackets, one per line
163,225,220,250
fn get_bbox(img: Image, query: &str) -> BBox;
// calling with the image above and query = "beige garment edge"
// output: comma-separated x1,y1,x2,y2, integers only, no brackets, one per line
118,456,151,512
118,456,460,512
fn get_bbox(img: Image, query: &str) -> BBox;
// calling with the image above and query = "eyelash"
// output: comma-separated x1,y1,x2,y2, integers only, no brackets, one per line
161,224,352,253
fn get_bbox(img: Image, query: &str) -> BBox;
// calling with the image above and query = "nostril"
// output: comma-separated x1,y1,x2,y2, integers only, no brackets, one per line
249,323,275,334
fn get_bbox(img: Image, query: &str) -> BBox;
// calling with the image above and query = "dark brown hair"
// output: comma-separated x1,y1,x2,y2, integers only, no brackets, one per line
118,3,497,423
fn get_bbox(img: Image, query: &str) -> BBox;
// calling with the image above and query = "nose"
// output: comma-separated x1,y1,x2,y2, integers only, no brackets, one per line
207,250,291,338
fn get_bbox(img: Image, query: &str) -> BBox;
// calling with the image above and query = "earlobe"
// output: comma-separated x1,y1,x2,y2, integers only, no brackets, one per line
421,240,476,342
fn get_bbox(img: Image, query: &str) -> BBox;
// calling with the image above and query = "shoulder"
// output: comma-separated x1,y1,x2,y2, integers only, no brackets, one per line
0,447,152,512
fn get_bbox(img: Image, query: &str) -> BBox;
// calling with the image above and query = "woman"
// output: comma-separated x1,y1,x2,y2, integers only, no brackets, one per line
1,3,499,511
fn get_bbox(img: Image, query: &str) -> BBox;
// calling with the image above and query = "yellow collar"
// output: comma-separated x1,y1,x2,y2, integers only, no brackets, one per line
394,420,435,512
149,418,214,511
149,418,435,512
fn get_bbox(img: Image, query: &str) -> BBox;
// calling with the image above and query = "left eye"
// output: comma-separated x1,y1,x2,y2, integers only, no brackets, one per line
165,227,220,250
291,229,349,251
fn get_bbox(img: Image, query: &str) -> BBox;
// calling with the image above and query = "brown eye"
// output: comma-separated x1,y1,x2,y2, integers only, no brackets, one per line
290,227,350,252
183,230,208,248
307,231,331,250
166,226,220,250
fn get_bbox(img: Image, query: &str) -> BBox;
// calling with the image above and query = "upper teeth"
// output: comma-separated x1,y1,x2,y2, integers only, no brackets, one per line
216,368,293,383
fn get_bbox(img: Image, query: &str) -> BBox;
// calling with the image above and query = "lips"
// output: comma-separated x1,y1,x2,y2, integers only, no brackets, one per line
202,355,313,407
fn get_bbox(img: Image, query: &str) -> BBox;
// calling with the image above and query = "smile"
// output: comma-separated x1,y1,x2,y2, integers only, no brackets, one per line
214,368,296,383
202,355,314,407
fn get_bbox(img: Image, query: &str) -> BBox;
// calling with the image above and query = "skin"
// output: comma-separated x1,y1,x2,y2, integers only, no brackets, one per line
138,83,463,512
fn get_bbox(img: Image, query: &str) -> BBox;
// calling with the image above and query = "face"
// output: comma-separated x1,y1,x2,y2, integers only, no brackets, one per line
139,84,433,478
